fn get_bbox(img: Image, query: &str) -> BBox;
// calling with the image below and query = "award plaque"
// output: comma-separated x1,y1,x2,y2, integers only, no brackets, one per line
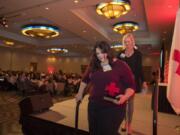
104,96,120,104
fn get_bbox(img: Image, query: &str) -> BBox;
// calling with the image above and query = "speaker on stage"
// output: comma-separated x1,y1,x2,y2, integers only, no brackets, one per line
19,93,53,115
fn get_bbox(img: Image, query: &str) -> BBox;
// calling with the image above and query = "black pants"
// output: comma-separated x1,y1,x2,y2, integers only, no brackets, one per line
88,101,125,135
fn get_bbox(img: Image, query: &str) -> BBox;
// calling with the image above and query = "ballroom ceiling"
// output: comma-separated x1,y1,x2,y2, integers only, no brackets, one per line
0,0,179,56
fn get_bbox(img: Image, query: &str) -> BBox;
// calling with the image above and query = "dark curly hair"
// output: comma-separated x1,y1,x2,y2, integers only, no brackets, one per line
89,41,114,72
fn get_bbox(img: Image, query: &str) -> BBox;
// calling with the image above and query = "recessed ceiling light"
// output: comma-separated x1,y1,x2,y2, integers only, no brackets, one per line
45,7,49,10
74,0,79,4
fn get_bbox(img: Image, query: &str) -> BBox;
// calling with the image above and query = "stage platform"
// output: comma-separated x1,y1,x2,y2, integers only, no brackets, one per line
23,94,180,135
32,95,89,132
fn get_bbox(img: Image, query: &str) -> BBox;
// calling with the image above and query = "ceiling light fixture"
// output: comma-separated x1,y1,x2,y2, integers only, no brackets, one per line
111,43,125,51
113,21,139,35
96,0,131,19
21,24,60,38
47,48,68,54
3,40,14,46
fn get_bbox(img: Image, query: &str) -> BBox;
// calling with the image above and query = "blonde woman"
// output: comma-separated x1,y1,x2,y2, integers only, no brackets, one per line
117,33,147,134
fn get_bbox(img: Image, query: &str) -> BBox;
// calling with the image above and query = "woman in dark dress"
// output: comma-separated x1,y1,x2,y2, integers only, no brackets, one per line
117,33,148,134
76,41,136,135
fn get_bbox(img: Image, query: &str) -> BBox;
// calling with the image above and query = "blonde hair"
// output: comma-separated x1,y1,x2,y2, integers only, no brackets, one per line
122,33,136,47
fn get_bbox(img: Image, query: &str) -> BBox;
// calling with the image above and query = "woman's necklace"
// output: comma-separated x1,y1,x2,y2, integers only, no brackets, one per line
101,61,112,72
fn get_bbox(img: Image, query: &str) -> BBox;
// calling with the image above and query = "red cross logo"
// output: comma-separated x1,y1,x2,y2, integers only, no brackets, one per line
105,82,120,96
173,49,180,76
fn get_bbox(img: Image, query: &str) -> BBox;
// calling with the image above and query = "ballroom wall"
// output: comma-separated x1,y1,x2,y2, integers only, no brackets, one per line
0,48,89,74
0,48,160,75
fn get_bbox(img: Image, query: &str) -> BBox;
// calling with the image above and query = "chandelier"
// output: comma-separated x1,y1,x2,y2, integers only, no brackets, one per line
96,0,131,19
111,43,125,51
113,21,139,34
21,24,60,38
47,48,68,54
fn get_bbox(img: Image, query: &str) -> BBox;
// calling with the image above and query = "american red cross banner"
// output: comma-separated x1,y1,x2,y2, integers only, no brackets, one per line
167,9,180,114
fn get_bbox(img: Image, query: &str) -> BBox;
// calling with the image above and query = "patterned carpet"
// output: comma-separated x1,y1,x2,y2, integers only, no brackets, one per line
0,90,74,135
